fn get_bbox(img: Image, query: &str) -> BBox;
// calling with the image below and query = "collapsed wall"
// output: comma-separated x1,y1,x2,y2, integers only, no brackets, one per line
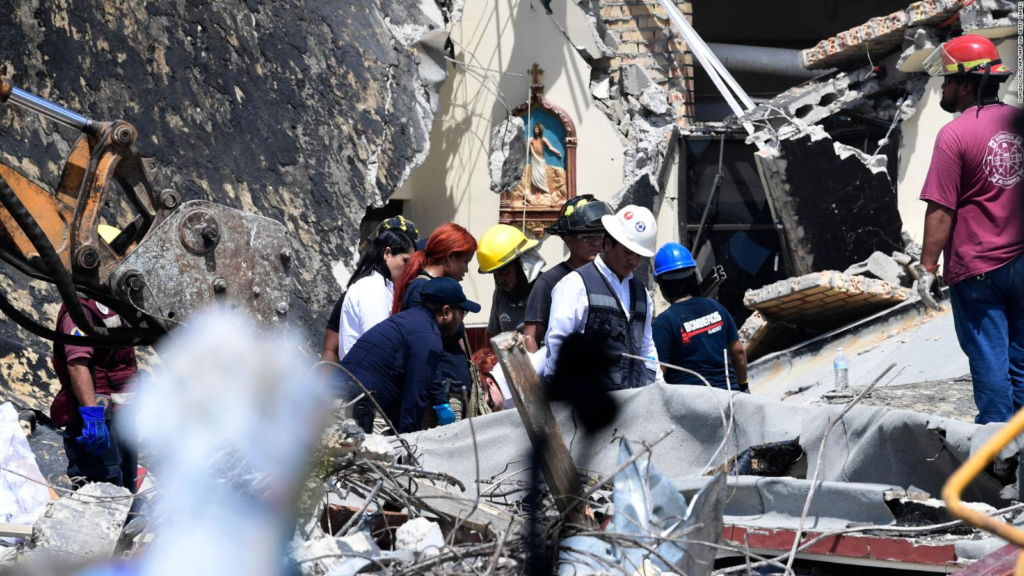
0,0,456,411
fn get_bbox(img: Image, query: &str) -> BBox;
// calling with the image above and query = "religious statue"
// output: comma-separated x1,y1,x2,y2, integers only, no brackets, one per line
499,64,577,236
529,124,561,200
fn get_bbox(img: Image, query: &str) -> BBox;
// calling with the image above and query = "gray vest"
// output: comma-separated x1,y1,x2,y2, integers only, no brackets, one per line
578,262,654,390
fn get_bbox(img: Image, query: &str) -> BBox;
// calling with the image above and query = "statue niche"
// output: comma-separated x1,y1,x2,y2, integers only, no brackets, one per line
499,65,577,236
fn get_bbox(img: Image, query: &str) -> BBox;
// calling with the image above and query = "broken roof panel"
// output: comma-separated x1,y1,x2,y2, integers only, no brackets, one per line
799,0,965,70
744,271,909,331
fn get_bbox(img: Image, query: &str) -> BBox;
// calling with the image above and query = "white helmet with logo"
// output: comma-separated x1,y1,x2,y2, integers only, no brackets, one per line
601,205,658,257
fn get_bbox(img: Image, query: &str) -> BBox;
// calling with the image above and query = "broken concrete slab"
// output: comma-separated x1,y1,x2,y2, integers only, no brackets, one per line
488,116,527,193
739,66,883,147
638,84,670,116
833,141,889,174
320,419,366,455
799,0,964,71
896,25,944,72
618,120,675,206
844,251,906,285
744,271,909,331
738,311,768,352
394,517,444,557
590,74,611,101
754,131,905,275
620,64,655,98
960,0,1020,38
29,483,131,560
356,434,399,462
738,312,808,362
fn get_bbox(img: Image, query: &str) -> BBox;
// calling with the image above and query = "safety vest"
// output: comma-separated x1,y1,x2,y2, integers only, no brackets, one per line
578,263,654,390
50,299,138,427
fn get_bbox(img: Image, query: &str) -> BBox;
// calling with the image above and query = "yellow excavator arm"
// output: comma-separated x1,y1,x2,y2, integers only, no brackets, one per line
0,76,292,346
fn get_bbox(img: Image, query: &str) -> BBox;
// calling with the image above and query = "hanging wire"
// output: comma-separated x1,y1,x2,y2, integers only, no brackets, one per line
520,0,538,235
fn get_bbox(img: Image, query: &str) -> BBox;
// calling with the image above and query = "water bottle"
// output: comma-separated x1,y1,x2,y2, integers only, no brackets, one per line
833,348,849,392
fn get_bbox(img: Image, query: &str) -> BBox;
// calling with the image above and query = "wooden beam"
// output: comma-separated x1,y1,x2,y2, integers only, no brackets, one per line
490,332,597,529
0,523,33,539
410,479,525,537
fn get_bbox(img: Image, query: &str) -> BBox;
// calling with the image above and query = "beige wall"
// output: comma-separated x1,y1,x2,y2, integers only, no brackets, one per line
397,0,630,326
897,38,1022,242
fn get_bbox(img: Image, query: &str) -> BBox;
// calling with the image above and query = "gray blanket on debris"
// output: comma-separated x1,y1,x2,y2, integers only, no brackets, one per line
406,384,1020,530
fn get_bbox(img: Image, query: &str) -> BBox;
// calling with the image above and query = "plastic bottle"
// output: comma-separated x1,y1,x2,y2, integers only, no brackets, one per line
833,348,849,392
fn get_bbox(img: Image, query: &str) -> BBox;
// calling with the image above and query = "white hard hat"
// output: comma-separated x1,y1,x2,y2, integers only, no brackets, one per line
600,205,657,257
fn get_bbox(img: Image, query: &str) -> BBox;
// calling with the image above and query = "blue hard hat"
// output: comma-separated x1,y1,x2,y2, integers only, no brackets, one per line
654,242,697,277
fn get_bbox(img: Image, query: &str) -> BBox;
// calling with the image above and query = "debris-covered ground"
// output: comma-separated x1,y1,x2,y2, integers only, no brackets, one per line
0,314,1014,575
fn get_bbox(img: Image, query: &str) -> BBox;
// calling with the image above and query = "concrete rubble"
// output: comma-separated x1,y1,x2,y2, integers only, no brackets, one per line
28,482,132,561
488,116,527,194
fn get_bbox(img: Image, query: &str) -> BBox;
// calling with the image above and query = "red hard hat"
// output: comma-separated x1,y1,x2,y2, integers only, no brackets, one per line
923,34,1012,78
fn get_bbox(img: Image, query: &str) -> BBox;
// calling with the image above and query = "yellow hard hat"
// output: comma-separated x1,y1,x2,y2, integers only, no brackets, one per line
477,224,539,274
97,224,122,244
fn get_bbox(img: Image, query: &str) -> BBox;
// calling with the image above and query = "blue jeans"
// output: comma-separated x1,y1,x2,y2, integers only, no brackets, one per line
950,254,1024,424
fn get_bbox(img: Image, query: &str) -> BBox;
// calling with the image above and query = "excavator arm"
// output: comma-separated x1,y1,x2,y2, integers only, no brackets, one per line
0,76,292,346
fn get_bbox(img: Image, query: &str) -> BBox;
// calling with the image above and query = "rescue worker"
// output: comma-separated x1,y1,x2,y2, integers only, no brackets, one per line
917,35,1022,424
651,243,748,391
337,230,415,358
392,223,477,426
523,195,613,352
49,224,139,491
343,277,480,434
542,205,660,388
321,216,419,365
477,224,546,339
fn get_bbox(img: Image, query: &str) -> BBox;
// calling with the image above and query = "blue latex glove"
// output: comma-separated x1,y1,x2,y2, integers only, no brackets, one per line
76,406,111,456
433,403,456,426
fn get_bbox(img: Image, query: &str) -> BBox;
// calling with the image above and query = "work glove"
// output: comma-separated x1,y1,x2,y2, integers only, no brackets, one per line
76,406,111,456
911,264,945,310
433,403,456,426
737,380,751,394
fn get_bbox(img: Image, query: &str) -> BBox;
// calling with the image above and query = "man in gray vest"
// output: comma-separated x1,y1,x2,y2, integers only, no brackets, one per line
541,205,660,389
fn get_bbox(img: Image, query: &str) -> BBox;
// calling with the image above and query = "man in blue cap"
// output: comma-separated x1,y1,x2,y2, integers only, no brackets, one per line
342,277,481,433
651,243,748,391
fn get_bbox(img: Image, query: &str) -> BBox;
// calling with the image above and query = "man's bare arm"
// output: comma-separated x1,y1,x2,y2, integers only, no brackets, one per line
66,358,97,407
921,202,954,270
523,322,542,353
729,340,748,384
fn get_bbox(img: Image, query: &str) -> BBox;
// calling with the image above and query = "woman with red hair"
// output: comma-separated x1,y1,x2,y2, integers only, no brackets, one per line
392,223,478,427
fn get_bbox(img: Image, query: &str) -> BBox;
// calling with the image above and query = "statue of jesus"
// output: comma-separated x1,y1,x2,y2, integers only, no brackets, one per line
528,123,561,202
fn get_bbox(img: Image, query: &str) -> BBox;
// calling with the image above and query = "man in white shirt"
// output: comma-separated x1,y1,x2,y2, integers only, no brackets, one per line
542,205,660,388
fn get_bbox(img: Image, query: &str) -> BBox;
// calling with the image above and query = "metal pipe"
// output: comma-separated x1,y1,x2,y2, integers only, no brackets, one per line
706,43,834,80
1,77,95,133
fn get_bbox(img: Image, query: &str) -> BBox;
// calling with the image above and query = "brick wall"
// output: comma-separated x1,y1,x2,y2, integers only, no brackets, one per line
598,0,696,124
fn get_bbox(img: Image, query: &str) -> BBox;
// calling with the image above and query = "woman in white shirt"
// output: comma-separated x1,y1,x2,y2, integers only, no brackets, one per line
338,229,415,358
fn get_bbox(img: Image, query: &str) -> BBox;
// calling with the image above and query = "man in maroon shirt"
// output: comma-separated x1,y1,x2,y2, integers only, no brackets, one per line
918,35,1022,424
51,297,139,491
